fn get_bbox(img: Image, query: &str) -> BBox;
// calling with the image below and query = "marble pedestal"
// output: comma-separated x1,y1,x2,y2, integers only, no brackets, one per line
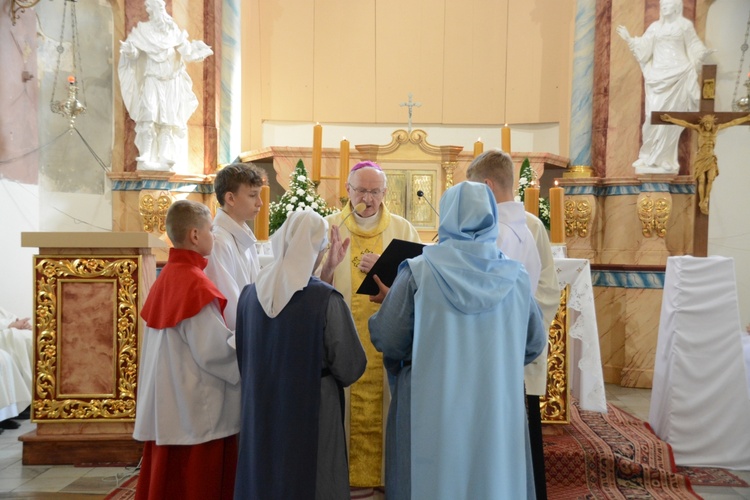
19,232,166,465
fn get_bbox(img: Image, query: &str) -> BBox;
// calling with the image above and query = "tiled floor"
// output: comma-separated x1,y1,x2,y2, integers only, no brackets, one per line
0,418,137,499
1,385,749,498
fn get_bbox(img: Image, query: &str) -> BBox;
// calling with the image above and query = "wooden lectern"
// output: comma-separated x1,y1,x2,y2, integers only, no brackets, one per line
20,232,167,465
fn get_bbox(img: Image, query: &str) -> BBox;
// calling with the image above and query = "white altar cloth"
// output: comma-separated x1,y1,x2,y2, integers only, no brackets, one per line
554,258,607,412
649,255,750,469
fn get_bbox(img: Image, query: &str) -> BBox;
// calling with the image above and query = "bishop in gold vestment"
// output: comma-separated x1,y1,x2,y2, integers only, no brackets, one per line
323,161,420,487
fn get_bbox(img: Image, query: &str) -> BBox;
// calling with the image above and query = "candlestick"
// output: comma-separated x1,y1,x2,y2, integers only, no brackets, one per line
524,182,539,217
255,185,270,241
312,123,322,182
473,138,483,158
501,124,511,153
549,180,565,243
339,138,350,198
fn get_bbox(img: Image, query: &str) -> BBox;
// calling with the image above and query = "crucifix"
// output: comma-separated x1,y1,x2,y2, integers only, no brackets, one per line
651,65,750,257
400,93,421,133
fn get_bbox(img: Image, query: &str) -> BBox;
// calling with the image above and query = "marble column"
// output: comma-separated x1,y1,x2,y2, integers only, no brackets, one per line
569,0,595,168
220,0,242,165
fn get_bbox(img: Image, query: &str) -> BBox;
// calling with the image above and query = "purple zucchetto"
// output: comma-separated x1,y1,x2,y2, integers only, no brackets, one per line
350,161,382,172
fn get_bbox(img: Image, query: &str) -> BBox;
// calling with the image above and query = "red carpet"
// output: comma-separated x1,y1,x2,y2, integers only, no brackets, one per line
103,475,138,500
107,403,747,499
544,401,699,499
676,465,749,487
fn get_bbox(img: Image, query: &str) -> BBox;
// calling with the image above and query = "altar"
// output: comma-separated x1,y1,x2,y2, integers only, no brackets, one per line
555,258,607,413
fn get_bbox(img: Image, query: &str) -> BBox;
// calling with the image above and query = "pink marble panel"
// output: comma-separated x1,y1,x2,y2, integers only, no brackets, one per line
665,193,696,255
595,286,626,384
607,1,646,179
620,287,663,388
59,281,117,396
600,194,640,264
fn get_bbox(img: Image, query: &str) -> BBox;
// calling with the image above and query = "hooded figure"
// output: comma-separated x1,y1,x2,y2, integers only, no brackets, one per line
369,181,546,500
234,211,367,500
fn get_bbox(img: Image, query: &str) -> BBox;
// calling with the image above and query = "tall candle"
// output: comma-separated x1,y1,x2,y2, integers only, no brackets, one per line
524,182,539,217
312,123,322,182
501,124,511,152
339,138,350,198
549,180,565,243
473,138,484,158
256,185,270,241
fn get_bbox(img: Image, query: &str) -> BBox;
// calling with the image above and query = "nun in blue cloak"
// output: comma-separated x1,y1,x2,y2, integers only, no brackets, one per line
369,181,547,500
234,211,367,499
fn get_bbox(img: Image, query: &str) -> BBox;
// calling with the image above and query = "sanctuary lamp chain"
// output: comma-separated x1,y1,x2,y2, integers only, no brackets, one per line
49,0,87,129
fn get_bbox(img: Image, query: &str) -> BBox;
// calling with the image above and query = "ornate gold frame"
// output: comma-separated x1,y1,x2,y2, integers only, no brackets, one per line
32,256,140,422
540,285,570,424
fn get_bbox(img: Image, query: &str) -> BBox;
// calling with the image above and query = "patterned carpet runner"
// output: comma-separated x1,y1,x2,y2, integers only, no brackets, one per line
107,401,748,499
544,401,701,499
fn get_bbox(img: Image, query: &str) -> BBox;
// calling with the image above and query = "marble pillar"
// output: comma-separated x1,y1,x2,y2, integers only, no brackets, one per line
569,0,595,168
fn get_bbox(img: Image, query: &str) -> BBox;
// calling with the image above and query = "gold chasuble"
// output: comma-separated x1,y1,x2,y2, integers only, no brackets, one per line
343,203,388,487
325,202,421,487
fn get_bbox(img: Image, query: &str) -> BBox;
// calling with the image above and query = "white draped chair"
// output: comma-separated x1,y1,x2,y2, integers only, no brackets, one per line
650,255,750,469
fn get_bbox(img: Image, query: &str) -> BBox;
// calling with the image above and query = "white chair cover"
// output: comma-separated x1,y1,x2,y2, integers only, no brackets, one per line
649,255,750,469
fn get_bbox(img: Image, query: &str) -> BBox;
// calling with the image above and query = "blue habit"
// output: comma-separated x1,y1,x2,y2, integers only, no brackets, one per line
369,182,546,499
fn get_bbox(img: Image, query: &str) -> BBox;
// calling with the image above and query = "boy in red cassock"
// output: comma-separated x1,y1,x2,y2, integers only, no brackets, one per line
134,199,240,500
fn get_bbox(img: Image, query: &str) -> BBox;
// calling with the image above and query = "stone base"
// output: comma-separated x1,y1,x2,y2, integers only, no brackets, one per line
19,429,143,466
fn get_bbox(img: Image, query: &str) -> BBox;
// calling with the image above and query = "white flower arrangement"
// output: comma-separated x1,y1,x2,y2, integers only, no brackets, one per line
269,160,338,234
517,158,551,230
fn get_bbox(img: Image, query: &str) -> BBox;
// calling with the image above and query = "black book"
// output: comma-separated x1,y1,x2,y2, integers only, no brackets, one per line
355,239,425,295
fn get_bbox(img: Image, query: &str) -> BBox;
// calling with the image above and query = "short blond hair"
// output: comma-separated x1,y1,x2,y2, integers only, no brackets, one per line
166,200,211,247
465,149,515,195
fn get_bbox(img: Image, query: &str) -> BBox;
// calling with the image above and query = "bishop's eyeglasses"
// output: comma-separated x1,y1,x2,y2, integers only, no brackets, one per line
348,184,385,197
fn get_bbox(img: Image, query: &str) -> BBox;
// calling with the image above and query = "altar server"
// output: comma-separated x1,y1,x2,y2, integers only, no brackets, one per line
369,181,546,499
235,211,367,499
134,200,240,500
205,162,265,332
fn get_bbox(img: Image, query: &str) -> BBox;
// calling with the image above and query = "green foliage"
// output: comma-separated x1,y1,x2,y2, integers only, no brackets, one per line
269,160,338,235
517,158,551,230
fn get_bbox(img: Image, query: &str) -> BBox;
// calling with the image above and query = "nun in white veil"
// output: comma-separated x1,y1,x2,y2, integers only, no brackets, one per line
234,211,367,500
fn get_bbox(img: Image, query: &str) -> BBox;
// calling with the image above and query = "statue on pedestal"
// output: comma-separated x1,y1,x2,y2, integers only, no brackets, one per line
118,0,212,171
617,0,711,174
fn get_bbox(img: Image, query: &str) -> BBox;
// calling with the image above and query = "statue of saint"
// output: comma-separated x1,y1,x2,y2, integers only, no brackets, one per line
660,113,750,214
118,0,212,171
617,0,711,174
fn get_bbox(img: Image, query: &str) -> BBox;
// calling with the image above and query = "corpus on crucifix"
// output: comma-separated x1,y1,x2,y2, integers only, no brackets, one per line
400,93,421,133
652,65,750,216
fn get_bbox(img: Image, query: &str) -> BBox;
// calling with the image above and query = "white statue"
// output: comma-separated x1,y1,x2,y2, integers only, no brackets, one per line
617,0,711,174
118,0,213,171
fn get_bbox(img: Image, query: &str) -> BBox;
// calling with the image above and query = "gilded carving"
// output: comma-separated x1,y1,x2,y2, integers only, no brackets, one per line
702,78,715,100
540,285,569,424
564,199,591,238
139,191,173,233
33,256,140,421
638,196,671,238
442,161,457,189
